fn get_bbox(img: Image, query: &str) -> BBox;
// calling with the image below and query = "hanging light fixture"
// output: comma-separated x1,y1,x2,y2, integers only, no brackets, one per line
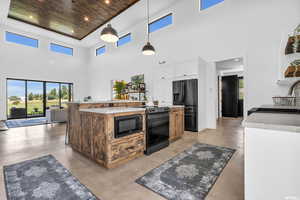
100,24,119,43
142,0,155,55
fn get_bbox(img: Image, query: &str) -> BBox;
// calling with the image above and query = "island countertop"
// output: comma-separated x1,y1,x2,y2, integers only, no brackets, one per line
68,100,146,104
80,107,146,114
243,112,300,132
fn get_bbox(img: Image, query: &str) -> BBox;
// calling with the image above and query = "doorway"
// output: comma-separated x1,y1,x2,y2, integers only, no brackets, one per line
216,58,244,118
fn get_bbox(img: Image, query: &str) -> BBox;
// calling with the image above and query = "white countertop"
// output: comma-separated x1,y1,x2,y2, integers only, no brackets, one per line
243,112,300,132
68,100,145,104
160,105,184,108
260,104,300,110
80,107,146,114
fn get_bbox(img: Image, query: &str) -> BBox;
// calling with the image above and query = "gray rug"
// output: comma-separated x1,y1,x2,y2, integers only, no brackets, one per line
3,155,98,200
0,121,8,131
5,117,48,128
136,143,235,200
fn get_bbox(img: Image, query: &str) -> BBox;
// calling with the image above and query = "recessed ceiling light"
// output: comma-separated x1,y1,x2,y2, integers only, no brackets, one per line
105,0,110,5
29,15,33,19
234,58,240,62
71,30,74,33
84,16,89,22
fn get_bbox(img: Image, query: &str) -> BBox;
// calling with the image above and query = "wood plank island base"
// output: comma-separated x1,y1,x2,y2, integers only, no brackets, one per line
79,108,146,169
67,101,185,168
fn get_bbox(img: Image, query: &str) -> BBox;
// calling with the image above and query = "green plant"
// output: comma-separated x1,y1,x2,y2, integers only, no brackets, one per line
295,24,300,33
28,93,34,101
113,80,127,99
291,59,300,66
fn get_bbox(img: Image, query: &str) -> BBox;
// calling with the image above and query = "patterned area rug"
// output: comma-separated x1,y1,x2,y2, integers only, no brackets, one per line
0,121,9,131
136,143,235,200
3,155,98,200
5,117,48,128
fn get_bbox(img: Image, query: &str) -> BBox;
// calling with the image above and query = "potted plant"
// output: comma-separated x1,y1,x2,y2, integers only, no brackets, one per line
285,24,300,54
113,80,127,100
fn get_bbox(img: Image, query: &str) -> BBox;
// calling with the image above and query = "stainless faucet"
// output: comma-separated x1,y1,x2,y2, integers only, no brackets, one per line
288,80,300,96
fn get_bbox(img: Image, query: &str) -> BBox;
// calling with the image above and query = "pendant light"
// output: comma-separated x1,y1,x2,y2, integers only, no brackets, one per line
142,0,155,55
100,23,119,43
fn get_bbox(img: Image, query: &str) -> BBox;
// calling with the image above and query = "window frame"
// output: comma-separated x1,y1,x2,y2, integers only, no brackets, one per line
96,45,106,56
50,43,73,56
148,13,173,33
116,33,132,47
5,31,39,48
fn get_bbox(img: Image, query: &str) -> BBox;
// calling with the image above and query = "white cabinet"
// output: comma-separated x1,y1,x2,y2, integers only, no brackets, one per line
174,60,198,78
245,127,300,200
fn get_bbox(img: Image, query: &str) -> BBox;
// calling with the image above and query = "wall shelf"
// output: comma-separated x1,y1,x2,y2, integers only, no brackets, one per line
277,77,300,86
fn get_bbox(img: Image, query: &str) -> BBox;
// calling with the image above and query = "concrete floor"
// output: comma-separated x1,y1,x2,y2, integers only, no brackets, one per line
0,118,244,200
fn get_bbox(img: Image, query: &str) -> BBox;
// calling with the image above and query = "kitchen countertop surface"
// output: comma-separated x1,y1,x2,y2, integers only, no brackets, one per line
80,107,146,114
260,104,300,110
161,105,185,108
243,112,300,132
68,100,145,104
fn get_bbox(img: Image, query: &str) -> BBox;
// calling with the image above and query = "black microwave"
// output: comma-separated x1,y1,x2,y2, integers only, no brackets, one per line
114,114,143,138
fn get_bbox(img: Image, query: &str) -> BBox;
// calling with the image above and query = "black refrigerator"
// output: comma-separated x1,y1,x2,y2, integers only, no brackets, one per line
173,79,198,132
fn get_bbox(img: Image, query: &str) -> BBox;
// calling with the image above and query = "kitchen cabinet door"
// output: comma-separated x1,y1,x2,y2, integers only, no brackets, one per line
92,115,106,165
176,109,184,138
169,110,176,142
80,113,93,157
169,108,184,142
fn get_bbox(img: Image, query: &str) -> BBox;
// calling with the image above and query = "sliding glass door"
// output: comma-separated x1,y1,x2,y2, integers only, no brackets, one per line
7,79,26,119
27,81,44,117
7,78,73,119
61,83,72,108
46,82,60,108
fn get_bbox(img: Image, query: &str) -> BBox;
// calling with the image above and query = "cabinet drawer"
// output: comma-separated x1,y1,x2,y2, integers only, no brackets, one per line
111,136,145,162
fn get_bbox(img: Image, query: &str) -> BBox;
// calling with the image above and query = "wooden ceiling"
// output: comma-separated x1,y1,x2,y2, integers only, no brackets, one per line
8,0,140,40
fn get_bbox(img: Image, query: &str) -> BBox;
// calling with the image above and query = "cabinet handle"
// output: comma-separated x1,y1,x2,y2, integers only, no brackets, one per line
126,146,135,151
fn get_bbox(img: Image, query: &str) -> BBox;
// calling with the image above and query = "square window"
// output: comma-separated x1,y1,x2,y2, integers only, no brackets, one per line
149,13,172,33
201,0,224,10
96,46,106,56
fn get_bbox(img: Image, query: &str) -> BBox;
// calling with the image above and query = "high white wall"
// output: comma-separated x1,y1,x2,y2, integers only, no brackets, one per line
0,0,299,129
87,0,300,130
0,24,89,120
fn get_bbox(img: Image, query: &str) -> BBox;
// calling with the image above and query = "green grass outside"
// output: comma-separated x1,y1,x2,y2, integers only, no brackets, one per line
7,100,68,117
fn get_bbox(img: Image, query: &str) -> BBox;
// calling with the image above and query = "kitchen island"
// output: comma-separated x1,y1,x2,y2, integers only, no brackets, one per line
68,100,145,151
67,101,185,168
67,101,146,168
73,106,146,169
243,110,300,200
